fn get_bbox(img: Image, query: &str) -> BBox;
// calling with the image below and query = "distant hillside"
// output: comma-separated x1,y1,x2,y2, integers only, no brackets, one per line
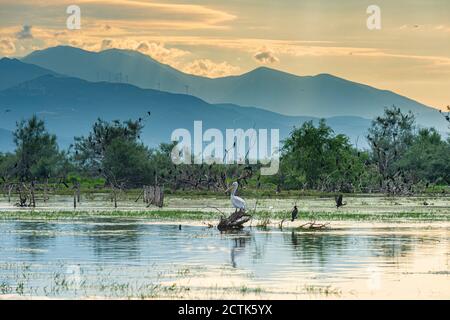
0,75,372,149
0,57,58,90
22,46,448,132
23,46,195,92
0,128,14,152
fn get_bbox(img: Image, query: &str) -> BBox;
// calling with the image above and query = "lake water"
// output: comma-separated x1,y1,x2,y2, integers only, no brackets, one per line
0,218,449,299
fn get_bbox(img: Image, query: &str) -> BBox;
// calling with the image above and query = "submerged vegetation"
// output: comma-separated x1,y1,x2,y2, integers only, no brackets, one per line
1,198,449,222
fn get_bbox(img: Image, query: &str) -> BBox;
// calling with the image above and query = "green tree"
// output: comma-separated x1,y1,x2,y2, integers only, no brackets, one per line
0,152,16,181
367,106,415,181
439,106,450,128
281,119,365,192
73,118,143,171
74,119,152,187
102,138,153,187
396,128,450,184
13,115,64,181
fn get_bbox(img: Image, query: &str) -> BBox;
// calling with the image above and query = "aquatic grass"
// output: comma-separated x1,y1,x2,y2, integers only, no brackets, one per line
0,208,449,222
304,285,341,296
239,285,263,295
0,282,12,295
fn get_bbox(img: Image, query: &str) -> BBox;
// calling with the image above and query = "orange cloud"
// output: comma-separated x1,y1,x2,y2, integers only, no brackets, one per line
0,0,236,30
135,41,190,66
254,49,279,64
182,59,240,78
0,38,16,55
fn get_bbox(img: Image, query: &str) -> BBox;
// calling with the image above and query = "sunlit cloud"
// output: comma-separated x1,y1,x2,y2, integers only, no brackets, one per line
135,41,189,66
0,0,449,108
398,24,450,33
15,25,33,39
0,39,16,55
253,49,279,64
0,0,236,30
182,59,240,78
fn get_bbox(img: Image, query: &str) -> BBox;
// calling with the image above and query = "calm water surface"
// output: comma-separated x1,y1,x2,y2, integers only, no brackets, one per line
0,219,449,299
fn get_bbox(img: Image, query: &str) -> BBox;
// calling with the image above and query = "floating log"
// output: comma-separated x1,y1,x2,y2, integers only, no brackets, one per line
217,210,251,231
298,221,330,230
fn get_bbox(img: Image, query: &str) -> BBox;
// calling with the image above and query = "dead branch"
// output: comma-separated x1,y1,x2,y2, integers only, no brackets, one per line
217,209,252,231
298,220,330,230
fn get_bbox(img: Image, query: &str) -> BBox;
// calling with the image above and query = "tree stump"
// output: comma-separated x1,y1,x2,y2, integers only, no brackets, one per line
217,210,251,231
143,185,164,208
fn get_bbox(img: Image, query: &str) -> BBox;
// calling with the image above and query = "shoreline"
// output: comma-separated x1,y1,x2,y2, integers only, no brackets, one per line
1,211,450,225
1,194,449,223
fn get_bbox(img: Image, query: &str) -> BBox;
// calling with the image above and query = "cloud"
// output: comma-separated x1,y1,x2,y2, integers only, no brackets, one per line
253,49,279,64
182,59,240,78
85,0,236,30
135,41,189,66
15,25,33,39
435,25,450,32
0,39,16,55
0,0,235,31
100,39,113,50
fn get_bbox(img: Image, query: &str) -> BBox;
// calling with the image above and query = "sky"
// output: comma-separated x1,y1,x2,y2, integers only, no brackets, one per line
0,0,449,110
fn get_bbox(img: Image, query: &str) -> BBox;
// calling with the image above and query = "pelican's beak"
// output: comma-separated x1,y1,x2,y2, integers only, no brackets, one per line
225,186,231,193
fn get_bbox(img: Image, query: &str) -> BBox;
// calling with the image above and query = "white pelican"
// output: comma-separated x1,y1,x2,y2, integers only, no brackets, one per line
226,181,246,212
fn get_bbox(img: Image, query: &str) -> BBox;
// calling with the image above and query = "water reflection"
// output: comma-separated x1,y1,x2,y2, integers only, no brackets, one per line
228,231,251,268
369,234,414,258
14,221,57,256
283,230,420,272
73,219,144,260
285,231,353,268
0,219,448,299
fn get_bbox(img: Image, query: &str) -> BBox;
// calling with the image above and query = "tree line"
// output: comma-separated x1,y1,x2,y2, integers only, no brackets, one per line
0,106,449,196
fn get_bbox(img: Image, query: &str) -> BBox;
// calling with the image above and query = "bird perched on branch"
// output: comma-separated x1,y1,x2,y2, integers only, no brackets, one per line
335,194,347,209
291,205,298,222
226,181,245,213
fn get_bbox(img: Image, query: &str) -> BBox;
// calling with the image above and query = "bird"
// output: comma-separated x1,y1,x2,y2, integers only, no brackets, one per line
291,205,298,222
226,181,246,213
335,194,346,209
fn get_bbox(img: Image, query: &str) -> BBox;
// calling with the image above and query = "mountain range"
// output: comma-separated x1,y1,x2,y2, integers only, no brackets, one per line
0,70,371,151
22,46,447,130
0,57,58,90
0,45,447,152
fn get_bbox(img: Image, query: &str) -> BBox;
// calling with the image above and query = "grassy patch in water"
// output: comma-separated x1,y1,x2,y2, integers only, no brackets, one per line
0,209,449,222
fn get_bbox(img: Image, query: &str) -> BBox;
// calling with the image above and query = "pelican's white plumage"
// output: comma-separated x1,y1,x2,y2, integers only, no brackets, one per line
227,181,245,211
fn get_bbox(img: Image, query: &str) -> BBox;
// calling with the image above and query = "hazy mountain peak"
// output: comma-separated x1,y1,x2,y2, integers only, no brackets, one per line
244,66,299,78
0,57,19,63
0,57,57,90
25,45,89,58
